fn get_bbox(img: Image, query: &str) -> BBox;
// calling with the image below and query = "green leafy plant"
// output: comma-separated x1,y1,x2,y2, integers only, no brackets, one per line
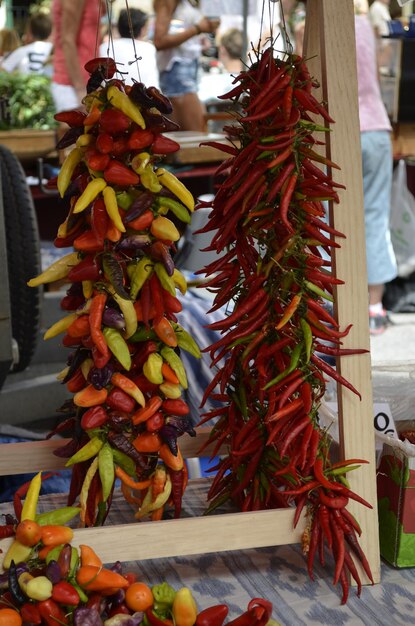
0,73,57,130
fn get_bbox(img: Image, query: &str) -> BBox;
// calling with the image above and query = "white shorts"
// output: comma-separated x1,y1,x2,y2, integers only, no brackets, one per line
51,83,81,113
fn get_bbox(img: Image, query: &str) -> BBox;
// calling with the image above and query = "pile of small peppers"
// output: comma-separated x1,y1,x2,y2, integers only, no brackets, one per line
198,46,374,603
27,58,201,526
0,474,278,625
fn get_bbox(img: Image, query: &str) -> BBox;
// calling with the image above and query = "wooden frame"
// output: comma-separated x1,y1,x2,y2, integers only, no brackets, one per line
0,0,380,584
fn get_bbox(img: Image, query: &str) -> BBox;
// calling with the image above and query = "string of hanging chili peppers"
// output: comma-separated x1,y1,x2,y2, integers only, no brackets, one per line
28,57,200,526
197,42,374,603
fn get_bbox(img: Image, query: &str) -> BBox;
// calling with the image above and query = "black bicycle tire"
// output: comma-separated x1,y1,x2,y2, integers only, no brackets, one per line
0,144,41,372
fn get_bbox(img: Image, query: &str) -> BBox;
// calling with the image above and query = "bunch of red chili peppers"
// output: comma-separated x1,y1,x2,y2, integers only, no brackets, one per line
198,47,373,603
28,58,200,527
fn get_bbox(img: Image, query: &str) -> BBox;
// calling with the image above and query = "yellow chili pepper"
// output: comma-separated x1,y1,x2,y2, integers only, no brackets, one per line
2,541,32,570
172,268,188,295
103,185,126,232
107,85,146,128
154,263,176,296
172,587,198,626
103,327,132,370
131,152,151,173
159,381,182,399
160,346,188,389
140,165,162,192
80,358,94,380
21,471,42,521
98,443,114,502
57,147,83,197
73,178,107,214
27,251,80,287
156,167,195,212
129,257,154,300
79,456,99,525
143,353,164,385
135,473,172,519
65,436,104,467
151,215,180,242
76,133,94,148
82,280,94,299
44,312,78,340
109,288,137,338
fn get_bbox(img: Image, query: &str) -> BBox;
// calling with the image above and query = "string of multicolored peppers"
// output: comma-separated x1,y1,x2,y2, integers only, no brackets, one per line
0,474,277,626
27,58,201,527
197,46,373,603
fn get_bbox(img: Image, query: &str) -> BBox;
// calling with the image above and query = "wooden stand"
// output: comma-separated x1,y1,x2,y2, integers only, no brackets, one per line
0,0,380,585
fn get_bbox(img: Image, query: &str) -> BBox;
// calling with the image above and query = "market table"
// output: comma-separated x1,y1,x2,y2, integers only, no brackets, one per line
0,482,414,626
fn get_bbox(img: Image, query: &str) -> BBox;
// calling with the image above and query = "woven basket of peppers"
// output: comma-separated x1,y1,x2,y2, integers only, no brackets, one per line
27,57,201,527
196,46,374,603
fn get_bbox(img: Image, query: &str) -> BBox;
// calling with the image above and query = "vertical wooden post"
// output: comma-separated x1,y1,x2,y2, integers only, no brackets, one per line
304,0,380,584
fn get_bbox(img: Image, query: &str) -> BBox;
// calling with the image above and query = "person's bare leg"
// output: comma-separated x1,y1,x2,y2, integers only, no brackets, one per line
368,283,384,307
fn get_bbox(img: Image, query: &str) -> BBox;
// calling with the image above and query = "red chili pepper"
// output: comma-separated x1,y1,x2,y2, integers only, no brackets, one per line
96,132,114,154
162,398,190,415
152,133,180,154
99,107,131,133
92,344,111,369
55,109,86,127
38,599,69,626
74,230,104,252
128,128,154,150
145,608,174,626
81,405,109,430
195,604,229,626
106,387,136,413
104,160,140,186
86,149,111,172
20,602,42,625
52,580,80,606
91,197,110,241
67,254,101,282
66,367,86,392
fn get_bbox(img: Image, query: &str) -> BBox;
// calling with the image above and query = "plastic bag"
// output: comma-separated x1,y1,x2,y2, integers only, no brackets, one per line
390,159,415,278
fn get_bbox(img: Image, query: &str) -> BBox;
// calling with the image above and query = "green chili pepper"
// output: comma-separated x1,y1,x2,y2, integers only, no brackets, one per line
152,581,176,616
111,448,137,477
263,341,304,390
155,196,191,224
300,318,313,362
154,262,176,295
129,324,157,343
171,323,201,358
65,436,103,467
330,465,361,476
36,506,81,526
103,327,132,370
98,443,115,502
130,256,154,300
116,191,134,210
304,279,334,302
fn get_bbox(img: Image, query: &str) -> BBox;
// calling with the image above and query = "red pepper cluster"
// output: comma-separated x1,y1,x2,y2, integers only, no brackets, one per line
198,47,373,603
29,58,201,526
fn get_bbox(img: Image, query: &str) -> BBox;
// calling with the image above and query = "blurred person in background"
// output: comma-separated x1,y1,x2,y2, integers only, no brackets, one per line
99,8,159,88
51,0,105,113
198,27,243,103
153,0,220,131
355,0,397,334
1,13,52,75
0,28,21,64
369,0,392,37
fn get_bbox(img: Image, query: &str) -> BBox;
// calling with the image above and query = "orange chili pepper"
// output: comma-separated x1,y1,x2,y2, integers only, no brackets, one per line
132,395,163,425
76,565,129,592
89,293,109,357
161,362,180,384
79,544,102,568
84,105,101,126
40,525,74,546
115,466,152,491
73,385,108,407
159,443,184,471
275,293,302,330
132,432,162,453
133,300,156,322
153,317,177,347
106,222,122,242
